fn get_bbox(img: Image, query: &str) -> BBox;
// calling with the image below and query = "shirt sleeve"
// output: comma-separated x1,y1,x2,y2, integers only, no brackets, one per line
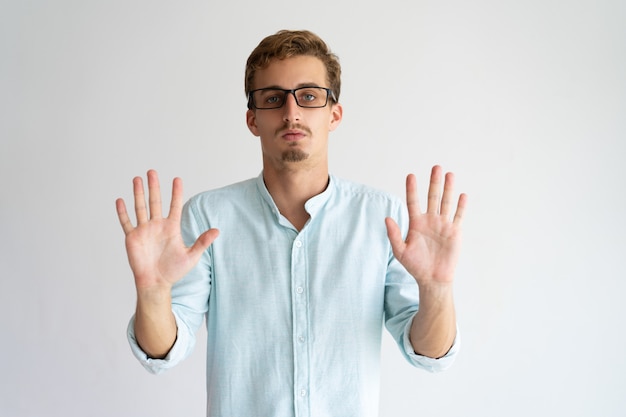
383,199,460,372
125,197,213,374
126,310,196,375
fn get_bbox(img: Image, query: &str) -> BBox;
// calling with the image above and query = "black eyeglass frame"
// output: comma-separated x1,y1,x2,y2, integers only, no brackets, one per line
247,87,337,110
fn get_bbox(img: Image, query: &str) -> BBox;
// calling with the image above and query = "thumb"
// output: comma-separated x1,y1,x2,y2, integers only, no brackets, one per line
189,228,220,257
385,217,405,257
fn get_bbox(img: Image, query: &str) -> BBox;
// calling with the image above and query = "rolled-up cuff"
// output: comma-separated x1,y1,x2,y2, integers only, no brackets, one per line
401,320,460,373
126,311,190,375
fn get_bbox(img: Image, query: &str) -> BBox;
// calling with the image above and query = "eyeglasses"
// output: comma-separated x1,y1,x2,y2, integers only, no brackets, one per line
248,87,336,109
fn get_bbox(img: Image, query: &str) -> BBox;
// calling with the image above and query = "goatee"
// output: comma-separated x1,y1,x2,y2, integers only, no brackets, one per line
282,149,309,162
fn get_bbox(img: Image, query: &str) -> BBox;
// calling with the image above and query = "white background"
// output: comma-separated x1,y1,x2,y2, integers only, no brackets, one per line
1,1,625,416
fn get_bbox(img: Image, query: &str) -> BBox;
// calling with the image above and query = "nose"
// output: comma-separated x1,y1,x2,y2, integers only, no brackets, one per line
282,92,301,122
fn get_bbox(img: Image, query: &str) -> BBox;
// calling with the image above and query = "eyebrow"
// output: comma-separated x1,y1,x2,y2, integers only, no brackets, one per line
255,83,325,90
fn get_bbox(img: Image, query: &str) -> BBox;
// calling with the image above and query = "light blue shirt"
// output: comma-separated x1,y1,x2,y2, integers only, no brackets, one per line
128,173,459,417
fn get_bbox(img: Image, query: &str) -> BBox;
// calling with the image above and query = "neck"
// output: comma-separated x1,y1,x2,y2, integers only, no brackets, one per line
262,162,329,231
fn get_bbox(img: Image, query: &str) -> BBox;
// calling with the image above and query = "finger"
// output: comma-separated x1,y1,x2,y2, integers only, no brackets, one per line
147,169,162,219
133,176,148,224
427,165,443,214
440,172,455,218
405,174,421,219
453,193,468,226
168,177,184,221
115,198,134,235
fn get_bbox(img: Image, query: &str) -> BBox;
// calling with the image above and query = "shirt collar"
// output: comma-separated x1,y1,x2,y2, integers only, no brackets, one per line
255,172,335,223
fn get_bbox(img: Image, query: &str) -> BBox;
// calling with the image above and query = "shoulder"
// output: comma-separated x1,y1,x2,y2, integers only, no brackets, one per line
322,175,408,235
331,175,403,207
187,177,258,205
183,177,264,223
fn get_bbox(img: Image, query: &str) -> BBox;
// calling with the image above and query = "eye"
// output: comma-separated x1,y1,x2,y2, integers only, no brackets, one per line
264,93,282,104
298,89,318,102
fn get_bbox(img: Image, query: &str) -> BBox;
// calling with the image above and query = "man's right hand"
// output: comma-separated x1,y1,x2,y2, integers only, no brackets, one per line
116,170,219,294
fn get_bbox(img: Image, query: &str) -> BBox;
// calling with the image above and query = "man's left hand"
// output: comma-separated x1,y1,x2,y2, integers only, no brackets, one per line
385,165,467,287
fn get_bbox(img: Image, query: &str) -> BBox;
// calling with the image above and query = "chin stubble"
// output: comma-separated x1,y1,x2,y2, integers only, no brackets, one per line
282,149,309,162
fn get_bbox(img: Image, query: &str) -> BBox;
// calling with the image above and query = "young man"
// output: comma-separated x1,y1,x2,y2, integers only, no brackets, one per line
116,30,467,417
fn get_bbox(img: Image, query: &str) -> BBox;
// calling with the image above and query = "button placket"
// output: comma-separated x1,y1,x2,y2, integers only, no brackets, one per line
291,234,310,416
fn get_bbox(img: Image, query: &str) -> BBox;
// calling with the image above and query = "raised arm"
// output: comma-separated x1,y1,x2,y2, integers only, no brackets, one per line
116,170,219,358
385,165,467,358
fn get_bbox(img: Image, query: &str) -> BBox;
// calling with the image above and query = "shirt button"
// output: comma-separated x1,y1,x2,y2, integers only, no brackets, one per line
300,389,307,397
294,240,302,248
298,336,305,343
296,286,304,294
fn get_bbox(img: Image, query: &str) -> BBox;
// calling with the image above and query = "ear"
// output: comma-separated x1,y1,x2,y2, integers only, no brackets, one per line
328,102,343,132
246,109,260,136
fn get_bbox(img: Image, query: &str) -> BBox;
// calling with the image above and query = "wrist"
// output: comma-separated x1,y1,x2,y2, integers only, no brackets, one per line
417,282,455,305
136,284,173,306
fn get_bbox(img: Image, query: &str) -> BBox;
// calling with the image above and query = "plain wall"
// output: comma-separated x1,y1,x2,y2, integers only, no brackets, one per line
1,0,625,416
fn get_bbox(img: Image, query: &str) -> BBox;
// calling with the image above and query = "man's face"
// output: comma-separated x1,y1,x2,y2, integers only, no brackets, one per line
246,55,342,169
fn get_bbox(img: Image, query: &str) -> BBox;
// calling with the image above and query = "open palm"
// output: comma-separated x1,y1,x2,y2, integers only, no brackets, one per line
386,166,467,287
116,170,219,291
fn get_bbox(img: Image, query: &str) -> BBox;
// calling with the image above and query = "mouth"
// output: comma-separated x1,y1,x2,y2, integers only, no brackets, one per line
278,123,311,141
281,129,306,141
